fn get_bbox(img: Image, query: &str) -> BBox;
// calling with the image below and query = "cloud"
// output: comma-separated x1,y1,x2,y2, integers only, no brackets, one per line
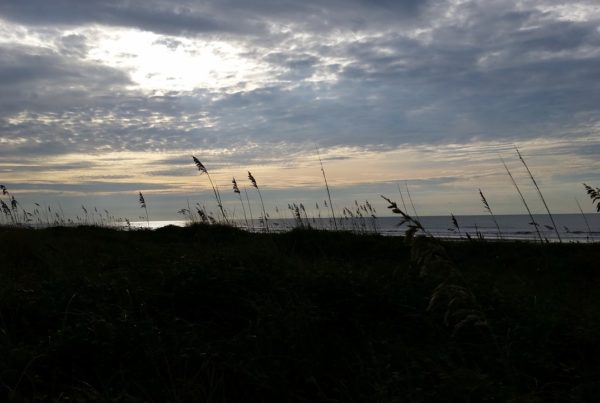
0,41,132,136
0,160,94,173
0,1,234,35
0,0,428,37
6,181,170,194
0,0,599,216
56,33,89,57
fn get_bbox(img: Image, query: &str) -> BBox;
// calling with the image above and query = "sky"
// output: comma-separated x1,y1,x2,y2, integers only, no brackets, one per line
1,0,600,223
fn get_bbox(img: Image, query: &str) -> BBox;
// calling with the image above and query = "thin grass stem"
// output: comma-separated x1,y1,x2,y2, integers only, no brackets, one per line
248,171,269,232
232,177,249,229
397,183,408,213
244,188,254,231
139,192,149,228
316,148,338,230
575,197,594,242
516,147,561,242
405,182,420,222
500,156,543,243
192,156,228,224
479,189,503,240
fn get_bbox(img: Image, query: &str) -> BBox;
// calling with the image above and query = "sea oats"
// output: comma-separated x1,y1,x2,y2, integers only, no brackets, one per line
192,156,228,224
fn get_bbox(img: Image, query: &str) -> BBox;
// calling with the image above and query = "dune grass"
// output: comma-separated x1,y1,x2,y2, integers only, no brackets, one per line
1,151,599,401
192,156,228,224
316,148,338,230
500,156,544,242
138,192,149,227
248,171,269,232
1,224,599,402
479,188,504,240
231,177,249,229
2,149,598,243
516,147,562,242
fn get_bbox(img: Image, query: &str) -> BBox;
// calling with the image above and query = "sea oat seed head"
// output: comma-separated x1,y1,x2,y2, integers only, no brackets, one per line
192,156,207,174
232,178,240,194
248,171,257,188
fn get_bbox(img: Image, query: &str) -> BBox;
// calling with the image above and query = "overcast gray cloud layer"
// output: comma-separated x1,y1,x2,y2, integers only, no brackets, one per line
1,0,599,158
0,0,425,35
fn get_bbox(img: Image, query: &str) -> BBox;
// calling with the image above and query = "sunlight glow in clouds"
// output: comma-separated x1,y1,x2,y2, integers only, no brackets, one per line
87,29,272,92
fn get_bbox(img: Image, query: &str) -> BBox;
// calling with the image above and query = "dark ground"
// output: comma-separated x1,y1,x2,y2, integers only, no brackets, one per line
1,224,599,402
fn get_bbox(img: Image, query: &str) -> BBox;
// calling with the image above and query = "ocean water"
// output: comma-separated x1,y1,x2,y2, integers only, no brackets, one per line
132,213,600,242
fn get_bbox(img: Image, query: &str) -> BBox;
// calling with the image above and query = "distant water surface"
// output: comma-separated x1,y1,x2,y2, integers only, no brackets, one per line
131,214,600,242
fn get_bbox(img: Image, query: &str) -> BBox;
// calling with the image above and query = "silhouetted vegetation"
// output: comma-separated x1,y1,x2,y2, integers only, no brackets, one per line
1,224,600,402
1,150,599,401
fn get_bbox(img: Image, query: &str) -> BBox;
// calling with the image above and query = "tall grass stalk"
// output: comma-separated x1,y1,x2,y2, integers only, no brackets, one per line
583,183,600,212
405,182,420,221
138,192,149,227
397,183,409,213
300,203,311,228
187,199,195,223
516,147,561,243
380,195,431,238
316,148,338,230
0,200,13,225
315,202,322,229
244,188,255,231
232,177,249,229
0,185,17,225
479,189,503,240
365,200,378,233
450,213,462,239
81,205,89,225
575,197,594,242
501,156,543,243
10,195,19,222
192,156,228,224
248,171,269,232
291,203,304,228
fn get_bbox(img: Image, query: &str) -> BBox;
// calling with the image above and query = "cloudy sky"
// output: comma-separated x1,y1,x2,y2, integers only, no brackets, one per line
1,0,600,222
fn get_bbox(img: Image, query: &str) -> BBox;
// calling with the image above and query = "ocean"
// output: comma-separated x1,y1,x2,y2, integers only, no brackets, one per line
132,213,600,242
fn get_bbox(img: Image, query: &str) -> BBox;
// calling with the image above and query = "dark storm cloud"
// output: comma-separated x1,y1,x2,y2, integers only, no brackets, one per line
0,0,426,37
0,0,233,35
0,43,130,103
320,6,600,143
208,2,600,146
0,42,139,154
0,41,222,154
